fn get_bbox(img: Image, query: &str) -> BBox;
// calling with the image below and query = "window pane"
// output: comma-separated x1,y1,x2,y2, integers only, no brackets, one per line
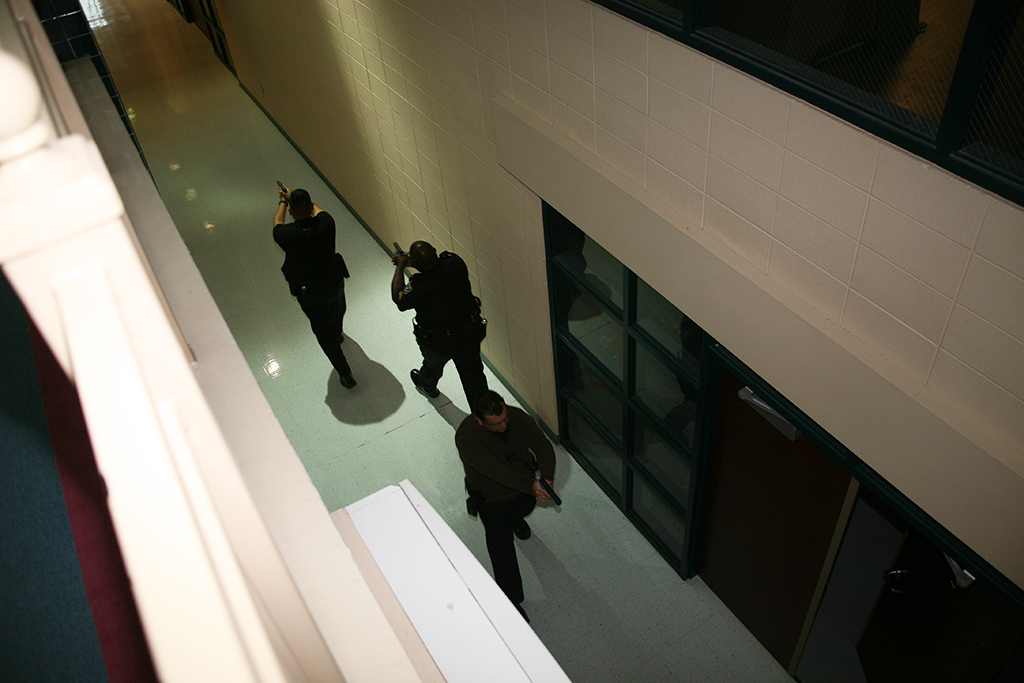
559,341,624,437
555,272,624,381
635,278,703,378
549,218,624,313
565,400,623,496
713,0,974,131
962,8,1024,178
635,343,699,448
634,416,692,508
632,473,686,562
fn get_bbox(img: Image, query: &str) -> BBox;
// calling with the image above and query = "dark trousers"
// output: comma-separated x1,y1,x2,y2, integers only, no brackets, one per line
417,320,487,406
477,493,536,605
298,284,351,377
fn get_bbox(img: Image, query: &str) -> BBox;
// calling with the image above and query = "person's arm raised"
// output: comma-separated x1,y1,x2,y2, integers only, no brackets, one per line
273,190,289,227
391,253,412,304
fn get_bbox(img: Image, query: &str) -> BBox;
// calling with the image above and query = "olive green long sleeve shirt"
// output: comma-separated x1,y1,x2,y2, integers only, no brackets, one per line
455,407,555,502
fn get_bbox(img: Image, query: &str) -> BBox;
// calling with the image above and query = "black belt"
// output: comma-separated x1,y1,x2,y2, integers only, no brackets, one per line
414,312,483,341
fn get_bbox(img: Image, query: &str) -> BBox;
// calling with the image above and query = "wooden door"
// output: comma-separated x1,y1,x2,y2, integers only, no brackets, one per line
697,367,852,667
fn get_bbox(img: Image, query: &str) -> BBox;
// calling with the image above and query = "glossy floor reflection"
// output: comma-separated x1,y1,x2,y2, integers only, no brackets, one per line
88,1,794,681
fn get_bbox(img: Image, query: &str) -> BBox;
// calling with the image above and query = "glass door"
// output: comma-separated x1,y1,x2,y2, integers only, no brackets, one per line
546,205,710,575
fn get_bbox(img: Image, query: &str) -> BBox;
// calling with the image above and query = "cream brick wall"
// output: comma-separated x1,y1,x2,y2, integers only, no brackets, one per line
216,0,1023,482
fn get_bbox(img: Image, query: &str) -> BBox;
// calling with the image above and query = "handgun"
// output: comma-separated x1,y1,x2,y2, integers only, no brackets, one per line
539,479,562,505
276,180,288,204
393,242,404,255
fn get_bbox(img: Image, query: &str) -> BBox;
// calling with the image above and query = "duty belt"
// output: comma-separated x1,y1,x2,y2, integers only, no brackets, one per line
414,312,484,341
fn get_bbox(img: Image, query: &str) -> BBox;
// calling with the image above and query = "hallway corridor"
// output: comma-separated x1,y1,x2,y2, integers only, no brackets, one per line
85,0,794,680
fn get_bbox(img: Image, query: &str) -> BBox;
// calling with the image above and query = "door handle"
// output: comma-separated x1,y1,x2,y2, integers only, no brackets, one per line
884,569,909,593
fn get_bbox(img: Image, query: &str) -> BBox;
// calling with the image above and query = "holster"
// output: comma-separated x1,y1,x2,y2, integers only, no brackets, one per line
465,479,485,517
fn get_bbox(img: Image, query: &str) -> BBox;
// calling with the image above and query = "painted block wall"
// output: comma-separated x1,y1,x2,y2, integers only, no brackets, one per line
213,0,1024,580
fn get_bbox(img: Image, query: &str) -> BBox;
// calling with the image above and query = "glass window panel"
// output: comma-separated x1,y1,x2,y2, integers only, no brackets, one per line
555,272,624,381
635,344,699,449
713,0,974,131
559,341,624,438
962,9,1024,178
632,473,686,562
549,216,624,312
565,400,623,496
634,416,692,508
635,278,703,377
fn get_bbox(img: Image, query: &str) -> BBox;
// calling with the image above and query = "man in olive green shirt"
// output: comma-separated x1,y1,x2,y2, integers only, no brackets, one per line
456,391,556,621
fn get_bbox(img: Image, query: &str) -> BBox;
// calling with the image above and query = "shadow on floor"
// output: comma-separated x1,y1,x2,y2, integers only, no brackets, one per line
324,337,404,424
516,536,650,681
434,399,469,430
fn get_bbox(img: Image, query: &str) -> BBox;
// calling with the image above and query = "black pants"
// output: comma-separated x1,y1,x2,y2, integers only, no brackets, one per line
298,283,351,377
417,319,487,406
477,493,536,605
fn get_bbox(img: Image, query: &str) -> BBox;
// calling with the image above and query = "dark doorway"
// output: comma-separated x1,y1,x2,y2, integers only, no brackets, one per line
697,364,853,669
799,488,1024,682
176,0,234,74
858,527,1024,682
194,0,233,73
165,0,193,22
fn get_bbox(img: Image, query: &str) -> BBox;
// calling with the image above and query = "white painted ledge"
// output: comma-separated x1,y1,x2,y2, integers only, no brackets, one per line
338,480,572,683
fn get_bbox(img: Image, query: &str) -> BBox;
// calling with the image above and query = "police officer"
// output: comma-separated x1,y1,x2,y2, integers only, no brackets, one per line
274,187,355,388
391,241,487,406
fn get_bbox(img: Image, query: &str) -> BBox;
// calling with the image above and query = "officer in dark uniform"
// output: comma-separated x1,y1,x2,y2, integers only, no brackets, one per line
391,241,487,406
274,187,355,388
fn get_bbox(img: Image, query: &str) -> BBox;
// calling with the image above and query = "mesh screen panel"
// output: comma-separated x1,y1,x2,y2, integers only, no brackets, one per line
962,8,1024,177
716,0,973,130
